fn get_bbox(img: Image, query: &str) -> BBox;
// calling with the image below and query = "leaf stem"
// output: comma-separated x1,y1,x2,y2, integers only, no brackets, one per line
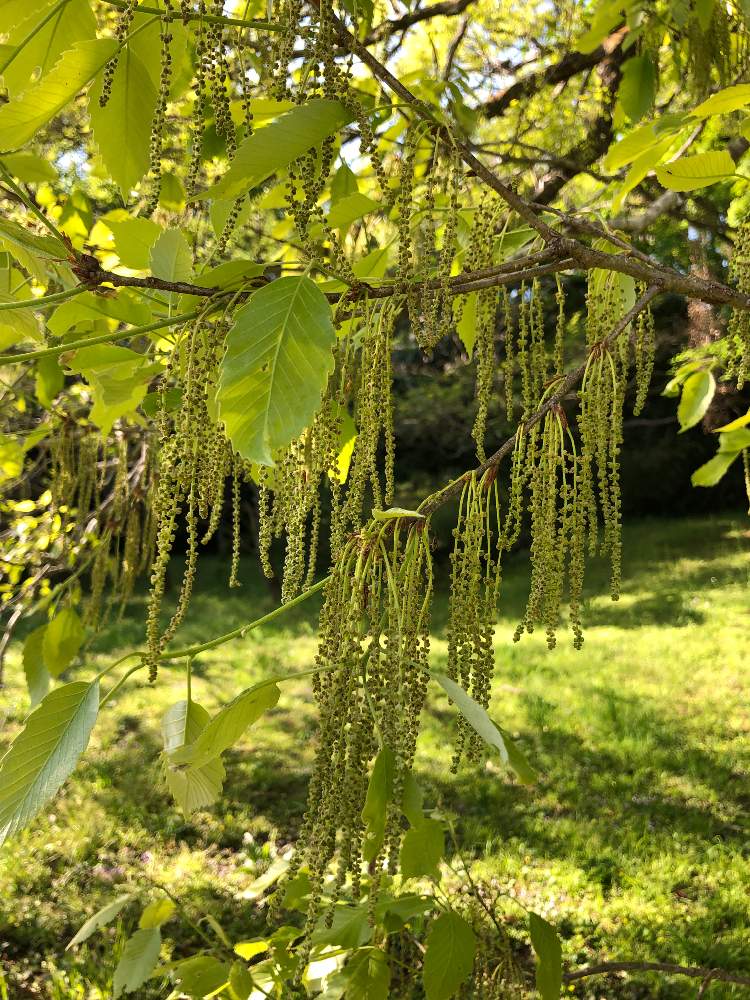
0,285,89,313
96,0,283,31
0,307,206,365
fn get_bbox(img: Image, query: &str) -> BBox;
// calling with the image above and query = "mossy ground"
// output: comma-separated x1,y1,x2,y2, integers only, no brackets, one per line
1,515,749,998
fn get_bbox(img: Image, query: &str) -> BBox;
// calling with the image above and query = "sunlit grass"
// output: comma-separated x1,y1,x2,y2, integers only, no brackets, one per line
1,515,749,998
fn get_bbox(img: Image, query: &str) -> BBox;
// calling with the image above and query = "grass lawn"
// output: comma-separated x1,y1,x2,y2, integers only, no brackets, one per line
1,514,749,998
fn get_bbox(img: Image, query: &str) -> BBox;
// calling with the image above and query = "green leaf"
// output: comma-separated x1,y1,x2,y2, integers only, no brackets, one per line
89,45,158,196
617,55,656,123
149,226,193,284
67,894,133,949
197,98,355,201
2,0,96,97
374,893,434,931
113,927,161,997
457,292,477,356
434,674,536,784
161,699,225,814
1,152,57,184
0,216,66,259
344,947,391,1000
106,218,163,269
361,746,395,863
35,355,64,408
529,913,562,1000
330,162,359,201
234,939,269,960
172,956,230,998
49,289,152,335
313,904,372,949
139,897,175,929
66,344,159,434
718,428,750,452
0,680,99,845
168,681,280,769
575,0,623,53
677,369,715,432
401,771,425,827
371,507,425,521
656,150,735,191
196,259,266,290
400,818,444,880
22,624,49,708
42,606,85,678
327,191,380,232
691,83,750,118
0,39,119,151
691,450,741,487
216,275,336,465
422,911,476,1000
715,409,750,432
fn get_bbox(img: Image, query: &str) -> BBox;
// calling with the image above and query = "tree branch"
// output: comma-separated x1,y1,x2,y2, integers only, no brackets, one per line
480,30,626,119
363,0,478,45
563,961,750,988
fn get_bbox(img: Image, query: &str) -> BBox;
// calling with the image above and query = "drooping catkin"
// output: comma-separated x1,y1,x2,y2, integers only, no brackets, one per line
282,516,433,970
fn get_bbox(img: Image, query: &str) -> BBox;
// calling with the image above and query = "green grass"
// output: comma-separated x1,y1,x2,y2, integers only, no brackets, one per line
1,515,749,998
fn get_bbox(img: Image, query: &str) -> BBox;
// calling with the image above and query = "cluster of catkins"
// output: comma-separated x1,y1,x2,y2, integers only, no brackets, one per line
49,422,156,626
144,312,239,677
283,515,433,968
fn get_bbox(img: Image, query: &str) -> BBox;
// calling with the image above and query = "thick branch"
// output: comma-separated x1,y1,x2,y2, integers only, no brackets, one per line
563,961,750,988
480,31,625,119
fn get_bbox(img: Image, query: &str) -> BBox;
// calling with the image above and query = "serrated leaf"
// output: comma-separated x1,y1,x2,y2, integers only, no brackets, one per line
89,45,158,196
49,289,152,335
0,217,66,260
361,746,395,863
691,450,741,486
113,927,161,997
422,911,476,1000
529,913,562,1000
313,904,372,949
0,680,99,845
327,191,379,231
139,897,175,929
172,955,230,998
344,947,391,1000
42,606,85,678
2,0,96,97
0,39,119,151
677,369,715,432
161,699,225,814
714,409,750,432
656,150,734,192
457,292,477,356
400,818,444,880
197,98,355,201
168,681,280,769
216,275,336,465
106,217,163,269
22,624,49,708
35,355,64,408
434,674,536,784
66,344,159,434
371,507,424,520
149,227,192,283
67,894,133,949
691,83,750,118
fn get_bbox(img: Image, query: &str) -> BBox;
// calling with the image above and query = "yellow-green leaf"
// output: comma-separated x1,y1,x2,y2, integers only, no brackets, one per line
656,151,735,192
0,39,118,151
